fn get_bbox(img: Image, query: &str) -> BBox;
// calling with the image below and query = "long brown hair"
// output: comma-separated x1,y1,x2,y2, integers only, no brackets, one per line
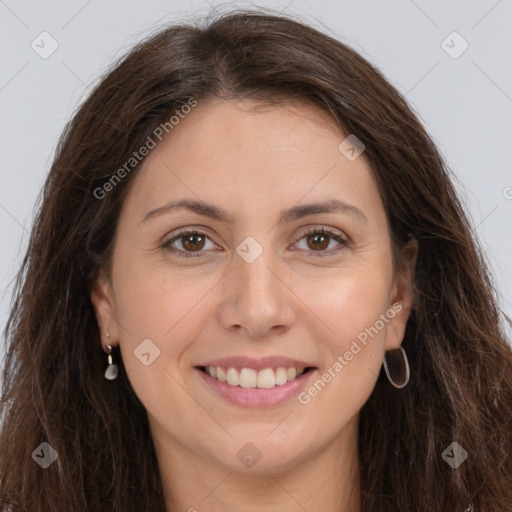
1,7,511,511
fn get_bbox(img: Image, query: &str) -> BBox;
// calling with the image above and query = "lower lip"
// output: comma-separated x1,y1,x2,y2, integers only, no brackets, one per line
195,367,317,408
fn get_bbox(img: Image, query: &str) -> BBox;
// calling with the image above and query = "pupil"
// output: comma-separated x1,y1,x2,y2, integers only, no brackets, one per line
183,234,204,251
309,233,329,251
180,233,330,252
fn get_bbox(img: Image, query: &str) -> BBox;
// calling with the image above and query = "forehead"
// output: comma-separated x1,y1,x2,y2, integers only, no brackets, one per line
121,99,384,229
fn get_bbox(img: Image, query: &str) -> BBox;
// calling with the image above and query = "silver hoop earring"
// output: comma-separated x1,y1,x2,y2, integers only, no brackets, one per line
104,333,118,380
383,346,410,388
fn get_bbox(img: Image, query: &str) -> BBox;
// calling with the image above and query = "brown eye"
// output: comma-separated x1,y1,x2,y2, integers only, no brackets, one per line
162,227,349,259
181,233,206,252
294,227,349,257
306,231,331,251
162,230,215,258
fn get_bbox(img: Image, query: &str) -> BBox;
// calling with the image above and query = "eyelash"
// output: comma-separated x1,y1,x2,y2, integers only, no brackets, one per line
161,227,350,259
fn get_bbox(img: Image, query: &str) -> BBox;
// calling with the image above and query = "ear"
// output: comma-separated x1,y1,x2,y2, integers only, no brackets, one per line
385,237,418,351
90,268,120,349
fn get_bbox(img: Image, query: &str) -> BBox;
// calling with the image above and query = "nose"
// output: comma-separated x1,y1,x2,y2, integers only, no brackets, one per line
216,246,296,338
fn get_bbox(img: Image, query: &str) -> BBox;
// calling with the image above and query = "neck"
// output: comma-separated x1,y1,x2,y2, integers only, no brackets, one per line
151,415,362,512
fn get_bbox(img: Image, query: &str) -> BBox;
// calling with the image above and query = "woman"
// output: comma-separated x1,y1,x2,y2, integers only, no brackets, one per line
1,8,511,512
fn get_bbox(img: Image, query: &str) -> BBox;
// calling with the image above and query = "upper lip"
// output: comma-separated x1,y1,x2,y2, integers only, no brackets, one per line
196,356,316,371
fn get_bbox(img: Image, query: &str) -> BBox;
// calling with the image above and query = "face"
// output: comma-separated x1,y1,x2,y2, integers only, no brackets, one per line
91,99,417,475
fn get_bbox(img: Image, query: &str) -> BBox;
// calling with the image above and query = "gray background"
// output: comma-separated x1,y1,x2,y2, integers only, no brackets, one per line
1,0,511,360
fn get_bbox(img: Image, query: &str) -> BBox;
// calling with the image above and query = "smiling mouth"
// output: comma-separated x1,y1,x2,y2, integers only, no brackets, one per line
196,365,315,389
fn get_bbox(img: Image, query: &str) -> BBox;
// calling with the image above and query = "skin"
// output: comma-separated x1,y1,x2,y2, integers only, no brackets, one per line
91,99,418,512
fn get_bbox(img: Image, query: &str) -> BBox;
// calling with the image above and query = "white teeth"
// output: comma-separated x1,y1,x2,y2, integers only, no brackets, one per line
257,368,275,388
287,367,296,380
216,367,226,383
275,367,288,385
204,365,309,388
226,367,239,386
239,368,257,388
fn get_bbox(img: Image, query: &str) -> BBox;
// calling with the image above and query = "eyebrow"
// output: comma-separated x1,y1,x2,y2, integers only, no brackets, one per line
139,198,367,226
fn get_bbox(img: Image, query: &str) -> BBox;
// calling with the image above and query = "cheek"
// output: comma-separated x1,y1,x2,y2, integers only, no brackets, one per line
295,266,391,410
113,259,218,344
111,262,213,404
301,261,392,348
112,280,213,445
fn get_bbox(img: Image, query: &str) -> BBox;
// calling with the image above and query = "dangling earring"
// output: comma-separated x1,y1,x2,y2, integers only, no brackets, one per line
383,346,410,388
104,332,118,380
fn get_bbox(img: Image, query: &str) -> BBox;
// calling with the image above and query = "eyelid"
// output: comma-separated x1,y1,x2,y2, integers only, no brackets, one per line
160,226,220,257
292,226,349,257
161,225,350,258
295,224,346,240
